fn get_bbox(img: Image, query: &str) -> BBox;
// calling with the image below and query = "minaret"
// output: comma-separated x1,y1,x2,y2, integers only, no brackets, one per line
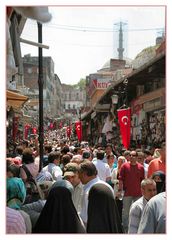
117,22,124,60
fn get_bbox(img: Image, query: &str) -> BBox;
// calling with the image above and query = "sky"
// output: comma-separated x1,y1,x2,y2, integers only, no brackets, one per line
20,6,165,85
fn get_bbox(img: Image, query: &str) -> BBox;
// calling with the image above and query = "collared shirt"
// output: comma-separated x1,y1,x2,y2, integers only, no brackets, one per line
6,207,26,234
138,192,166,233
72,182,84,214
80,176,113,225
128,196,148,233
93,159,111,182
42,163,62,181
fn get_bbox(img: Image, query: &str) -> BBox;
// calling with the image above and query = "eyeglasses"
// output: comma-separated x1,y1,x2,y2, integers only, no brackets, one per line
130,155,137,157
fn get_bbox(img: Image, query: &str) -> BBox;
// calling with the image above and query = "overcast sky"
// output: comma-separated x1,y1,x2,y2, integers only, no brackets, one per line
20,6,165,85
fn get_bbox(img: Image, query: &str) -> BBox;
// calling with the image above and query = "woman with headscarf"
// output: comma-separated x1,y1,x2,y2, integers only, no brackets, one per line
152,171,166,194
7,177,26,209
87,183,123,233
7,177,32,233
33,183,86,233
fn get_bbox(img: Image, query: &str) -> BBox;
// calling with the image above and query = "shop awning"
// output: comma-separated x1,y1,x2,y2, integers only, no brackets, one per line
7,90,29,108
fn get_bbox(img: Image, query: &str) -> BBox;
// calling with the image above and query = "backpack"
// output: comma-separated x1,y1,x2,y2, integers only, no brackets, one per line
21,165,40,204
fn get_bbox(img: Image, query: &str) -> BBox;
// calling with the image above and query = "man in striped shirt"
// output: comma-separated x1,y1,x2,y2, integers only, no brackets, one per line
6,207,26,234
128,178,157,233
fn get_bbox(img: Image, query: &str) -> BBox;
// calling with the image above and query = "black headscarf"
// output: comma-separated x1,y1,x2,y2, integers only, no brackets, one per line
87,183,123,233
33,186,85,233
152,171,166,194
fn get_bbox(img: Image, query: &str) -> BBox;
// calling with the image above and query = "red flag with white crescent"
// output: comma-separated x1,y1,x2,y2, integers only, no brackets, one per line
75,121,82,142
32,127,37,134
66,125,71,138
117,108,131,149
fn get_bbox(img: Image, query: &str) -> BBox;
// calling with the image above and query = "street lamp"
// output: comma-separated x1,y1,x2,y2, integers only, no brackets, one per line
111,94,119,105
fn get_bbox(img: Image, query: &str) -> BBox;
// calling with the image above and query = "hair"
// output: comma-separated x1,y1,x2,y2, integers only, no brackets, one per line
96,150,105,160
73,147,81,154
107,153,114,160
15,146,23,155
44,145,52,153
144,149,152,156
64,162,80,173
141,178,156,189
137,152,145,157
61,146,70,154
7,161,20,177
22,148,34,164
79,160,97,176
48,151,61,163
123,150,130,156
105,143,112,149
61,154,71,166
117,156,126,162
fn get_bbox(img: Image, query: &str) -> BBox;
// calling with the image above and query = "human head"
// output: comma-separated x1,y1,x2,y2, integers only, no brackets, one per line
137,152,145,165
63,162,81,187
70,155,83,165
107,154,115,167
152,171,166,193
78,160,97,184
48,151,61,165
105,144,113,155
22,148,34,164
123,150,131,162
7,160,20,178
96,150,105,160
61,154,71,166
44,144,52,154
117,156,126,168
129,151,138,165
141,178,157,201
50,179,74,194
82,150,91,161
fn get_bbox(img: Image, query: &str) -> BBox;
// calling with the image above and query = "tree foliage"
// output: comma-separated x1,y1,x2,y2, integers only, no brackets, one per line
73,78,86,90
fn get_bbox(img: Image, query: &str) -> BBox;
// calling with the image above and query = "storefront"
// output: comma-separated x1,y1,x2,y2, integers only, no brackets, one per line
130,87,165,147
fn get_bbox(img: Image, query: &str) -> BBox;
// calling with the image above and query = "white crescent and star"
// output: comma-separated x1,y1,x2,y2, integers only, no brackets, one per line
77,125,80,131
121,116,129,125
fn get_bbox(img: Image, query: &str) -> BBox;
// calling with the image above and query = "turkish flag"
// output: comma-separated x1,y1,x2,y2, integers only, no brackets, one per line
24,124,30,139
66,125,71,138
117,108,131,149
75,121,82,142
32,127,37,134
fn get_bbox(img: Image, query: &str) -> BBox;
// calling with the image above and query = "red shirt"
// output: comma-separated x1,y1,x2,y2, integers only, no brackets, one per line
147,157,166,178
119,162,144,197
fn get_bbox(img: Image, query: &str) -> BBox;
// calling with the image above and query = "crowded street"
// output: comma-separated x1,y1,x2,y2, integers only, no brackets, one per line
5,5,166,235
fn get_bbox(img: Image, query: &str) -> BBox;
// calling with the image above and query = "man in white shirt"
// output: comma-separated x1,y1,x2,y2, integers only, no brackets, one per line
63,162,84,214
41,151,62,181
93,150,111,182
138,191,166,233
128,178,157,233
78,160,113,226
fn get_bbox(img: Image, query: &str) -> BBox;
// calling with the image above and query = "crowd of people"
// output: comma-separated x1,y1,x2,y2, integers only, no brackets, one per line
6,136,166,234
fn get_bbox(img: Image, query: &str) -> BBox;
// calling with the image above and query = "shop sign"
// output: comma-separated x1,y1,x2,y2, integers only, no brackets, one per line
143,97,164,112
